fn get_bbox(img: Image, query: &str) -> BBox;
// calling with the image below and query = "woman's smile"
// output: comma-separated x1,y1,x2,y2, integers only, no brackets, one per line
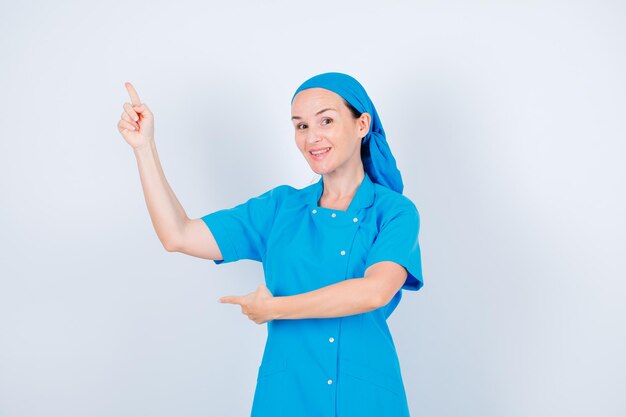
310,147,332,160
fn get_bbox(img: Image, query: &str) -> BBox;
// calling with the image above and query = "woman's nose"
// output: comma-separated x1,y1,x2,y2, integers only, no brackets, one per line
306,126,323,144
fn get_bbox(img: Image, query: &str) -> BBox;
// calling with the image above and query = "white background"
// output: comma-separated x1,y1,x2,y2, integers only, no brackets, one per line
0,1,624,416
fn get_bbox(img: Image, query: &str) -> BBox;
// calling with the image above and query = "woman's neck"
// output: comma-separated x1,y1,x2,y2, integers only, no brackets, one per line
318,166,365,210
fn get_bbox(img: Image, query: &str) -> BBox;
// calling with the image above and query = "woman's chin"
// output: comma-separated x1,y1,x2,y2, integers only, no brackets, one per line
309,163,333,175
306,159,331,174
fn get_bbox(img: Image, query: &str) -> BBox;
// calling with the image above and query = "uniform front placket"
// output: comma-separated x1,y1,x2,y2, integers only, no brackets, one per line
309,203,363,414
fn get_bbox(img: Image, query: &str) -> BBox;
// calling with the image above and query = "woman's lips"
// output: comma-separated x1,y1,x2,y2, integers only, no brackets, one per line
310,147,331,160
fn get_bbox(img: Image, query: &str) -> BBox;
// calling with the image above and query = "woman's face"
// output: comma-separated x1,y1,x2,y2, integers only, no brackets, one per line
291,88,370,176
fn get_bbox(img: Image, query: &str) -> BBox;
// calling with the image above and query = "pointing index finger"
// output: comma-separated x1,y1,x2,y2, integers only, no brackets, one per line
220,296,241,305
125,82,142,106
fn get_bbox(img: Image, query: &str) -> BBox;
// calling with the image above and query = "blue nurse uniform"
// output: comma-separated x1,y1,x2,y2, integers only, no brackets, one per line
201,171,423,417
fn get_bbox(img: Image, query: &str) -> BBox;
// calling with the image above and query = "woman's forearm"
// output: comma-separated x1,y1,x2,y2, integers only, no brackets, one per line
133,141,188,249
270,277,381,320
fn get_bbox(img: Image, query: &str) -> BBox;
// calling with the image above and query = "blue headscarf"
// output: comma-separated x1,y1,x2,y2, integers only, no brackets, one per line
291,72,404,194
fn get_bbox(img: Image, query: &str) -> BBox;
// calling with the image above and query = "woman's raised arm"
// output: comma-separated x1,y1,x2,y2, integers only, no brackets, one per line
117,81,223,260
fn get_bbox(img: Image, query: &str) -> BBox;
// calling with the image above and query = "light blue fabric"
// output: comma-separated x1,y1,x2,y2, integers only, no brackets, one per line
291,72,404,194
201,171,423,417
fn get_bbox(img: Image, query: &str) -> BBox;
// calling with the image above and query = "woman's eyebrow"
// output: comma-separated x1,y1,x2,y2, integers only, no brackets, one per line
291,108,336,120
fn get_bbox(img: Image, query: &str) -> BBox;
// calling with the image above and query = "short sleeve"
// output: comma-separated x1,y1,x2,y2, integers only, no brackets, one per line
200,186,284,264
364,203,424,291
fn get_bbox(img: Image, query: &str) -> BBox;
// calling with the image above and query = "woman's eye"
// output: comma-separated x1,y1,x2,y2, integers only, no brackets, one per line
297,124,307,130
322,118,332,125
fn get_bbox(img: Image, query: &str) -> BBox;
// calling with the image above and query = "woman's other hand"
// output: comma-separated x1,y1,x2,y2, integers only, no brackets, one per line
219,283,277,325
117,81,155,149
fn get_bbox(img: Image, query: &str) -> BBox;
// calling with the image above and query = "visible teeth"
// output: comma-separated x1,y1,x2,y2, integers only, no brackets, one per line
311,147,330,155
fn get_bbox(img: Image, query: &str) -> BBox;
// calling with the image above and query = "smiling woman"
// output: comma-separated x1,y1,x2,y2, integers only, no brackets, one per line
121,72,424,417
200,72,424,417
290,88,372,181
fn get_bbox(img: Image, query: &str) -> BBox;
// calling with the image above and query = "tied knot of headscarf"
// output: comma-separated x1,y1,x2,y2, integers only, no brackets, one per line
291,72,404,194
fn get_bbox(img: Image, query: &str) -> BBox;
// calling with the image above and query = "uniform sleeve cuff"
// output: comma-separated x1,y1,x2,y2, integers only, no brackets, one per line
201,212,238,264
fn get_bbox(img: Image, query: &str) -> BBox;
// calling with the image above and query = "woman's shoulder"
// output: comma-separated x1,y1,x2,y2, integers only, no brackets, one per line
371,182,419,214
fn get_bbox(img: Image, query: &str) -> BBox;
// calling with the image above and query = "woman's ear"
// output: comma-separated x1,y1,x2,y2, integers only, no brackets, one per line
358,112,371,139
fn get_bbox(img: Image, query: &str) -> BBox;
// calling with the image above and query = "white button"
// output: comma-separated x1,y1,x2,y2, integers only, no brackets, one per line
340,250,346,256
327,379,333,385
329,337,335,343
331,213,336,218
312,209,317,214
353,217,358,222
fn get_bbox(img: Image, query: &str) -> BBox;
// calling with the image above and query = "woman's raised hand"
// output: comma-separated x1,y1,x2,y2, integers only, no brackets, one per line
117,82,155,149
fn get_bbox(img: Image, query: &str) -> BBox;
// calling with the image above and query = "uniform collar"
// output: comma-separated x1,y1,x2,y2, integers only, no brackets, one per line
310,171,375,211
